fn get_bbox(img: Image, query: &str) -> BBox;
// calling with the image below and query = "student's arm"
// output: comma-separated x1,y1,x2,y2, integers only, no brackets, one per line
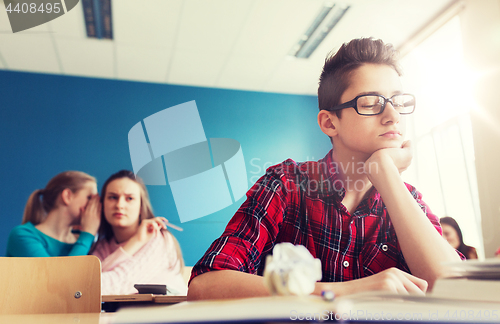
365,141,461,289
188,270,270,300
67,231,95,256
188,267,428,300
120,217,167,256
93,218,166,271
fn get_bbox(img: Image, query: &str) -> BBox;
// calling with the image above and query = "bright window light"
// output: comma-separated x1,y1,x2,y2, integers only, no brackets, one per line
401,16,484,259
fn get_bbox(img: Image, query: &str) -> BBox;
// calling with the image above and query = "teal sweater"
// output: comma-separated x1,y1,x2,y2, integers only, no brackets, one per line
6,222,95,257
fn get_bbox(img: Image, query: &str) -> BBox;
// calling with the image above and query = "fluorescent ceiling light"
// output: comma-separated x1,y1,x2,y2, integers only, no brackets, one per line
289,2,350,59
82,0,113,39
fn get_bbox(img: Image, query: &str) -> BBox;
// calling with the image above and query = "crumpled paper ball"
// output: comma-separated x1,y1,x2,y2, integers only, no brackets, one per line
263,242,322,296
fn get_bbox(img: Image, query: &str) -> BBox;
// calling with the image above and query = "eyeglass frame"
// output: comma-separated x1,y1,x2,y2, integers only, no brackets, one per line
325,93,416,116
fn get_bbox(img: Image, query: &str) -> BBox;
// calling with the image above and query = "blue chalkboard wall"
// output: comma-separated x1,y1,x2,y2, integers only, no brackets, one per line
0,70,330,265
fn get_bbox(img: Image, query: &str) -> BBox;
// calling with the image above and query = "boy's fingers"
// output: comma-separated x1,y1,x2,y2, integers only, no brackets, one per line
402,279,426,295
400,271,428,293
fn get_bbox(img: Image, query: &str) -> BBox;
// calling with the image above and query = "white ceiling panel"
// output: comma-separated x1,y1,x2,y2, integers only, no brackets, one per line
216,54,282,91
175,0,254,52
0,33,60,73
167,49,228,87
264,58,324,94
317,0,457,55
113,0,182,47
55,38,114,78
0,0,459,95
232,0,322,57
116,44,172,83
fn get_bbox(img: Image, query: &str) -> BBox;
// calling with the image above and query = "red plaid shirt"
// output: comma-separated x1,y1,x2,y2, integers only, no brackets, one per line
190,150,442,283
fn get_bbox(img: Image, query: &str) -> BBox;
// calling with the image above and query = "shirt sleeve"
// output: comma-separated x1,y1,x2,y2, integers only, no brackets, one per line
93,240,133,271
6,225,51,257
190,169,288,284
408,184,466,260
67,231,94,256
407,184,442,235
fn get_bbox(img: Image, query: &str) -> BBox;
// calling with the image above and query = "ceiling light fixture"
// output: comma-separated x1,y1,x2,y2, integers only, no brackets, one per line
82,0,113,39
289,2,350,59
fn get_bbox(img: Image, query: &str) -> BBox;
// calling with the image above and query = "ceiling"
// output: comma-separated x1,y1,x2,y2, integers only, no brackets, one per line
0,0,457,95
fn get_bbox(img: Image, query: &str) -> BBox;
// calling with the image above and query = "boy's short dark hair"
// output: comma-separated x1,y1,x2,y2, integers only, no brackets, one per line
318,38,402,114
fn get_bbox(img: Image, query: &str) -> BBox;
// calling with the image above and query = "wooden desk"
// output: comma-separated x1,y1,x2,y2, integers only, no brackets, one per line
101,294,187,312
112,294,500,323
0,312,114,324
113,295,330,323
102,294,154,303
153,295,188,304
3,294,497,324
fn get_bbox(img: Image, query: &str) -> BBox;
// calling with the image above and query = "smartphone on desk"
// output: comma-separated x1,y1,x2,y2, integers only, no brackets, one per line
134,284,167,295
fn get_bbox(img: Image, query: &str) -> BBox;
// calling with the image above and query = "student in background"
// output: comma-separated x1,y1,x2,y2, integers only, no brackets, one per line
6,171,101,257
91,170,187,295
440,216,478,259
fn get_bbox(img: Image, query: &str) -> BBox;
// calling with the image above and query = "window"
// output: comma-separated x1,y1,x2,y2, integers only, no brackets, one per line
401,16,484,258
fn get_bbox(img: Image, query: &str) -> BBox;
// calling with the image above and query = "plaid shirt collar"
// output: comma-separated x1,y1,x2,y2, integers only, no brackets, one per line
313,149,382,215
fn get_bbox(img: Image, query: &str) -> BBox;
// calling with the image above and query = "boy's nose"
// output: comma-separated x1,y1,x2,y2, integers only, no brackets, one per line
381,101,401,123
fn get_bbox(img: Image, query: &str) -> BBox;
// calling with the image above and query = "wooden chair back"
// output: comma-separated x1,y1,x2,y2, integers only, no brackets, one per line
0,255,101,314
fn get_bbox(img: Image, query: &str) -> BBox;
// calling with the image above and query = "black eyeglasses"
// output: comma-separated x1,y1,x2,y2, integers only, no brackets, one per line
326,93,416,116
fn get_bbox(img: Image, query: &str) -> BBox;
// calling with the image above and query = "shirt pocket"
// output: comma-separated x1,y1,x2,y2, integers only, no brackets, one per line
361,241,403,276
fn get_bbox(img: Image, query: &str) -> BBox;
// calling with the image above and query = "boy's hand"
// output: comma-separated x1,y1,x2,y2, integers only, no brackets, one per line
365,140,413,177
347,267,427,295
356,268,428,295
317,267,427,297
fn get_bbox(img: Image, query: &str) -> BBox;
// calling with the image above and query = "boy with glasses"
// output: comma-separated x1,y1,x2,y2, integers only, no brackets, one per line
188,38,462,300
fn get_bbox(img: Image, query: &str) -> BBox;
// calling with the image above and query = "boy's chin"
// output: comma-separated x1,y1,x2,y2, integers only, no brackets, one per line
380,139,405,149
374,143,403,152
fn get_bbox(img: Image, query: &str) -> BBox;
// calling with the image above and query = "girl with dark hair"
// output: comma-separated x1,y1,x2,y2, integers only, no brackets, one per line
440,216,478,259
6,171,101,257
91,170,187,295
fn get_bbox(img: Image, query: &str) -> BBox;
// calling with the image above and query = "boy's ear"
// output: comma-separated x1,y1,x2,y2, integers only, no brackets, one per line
60,188,73,206
317,110,339,138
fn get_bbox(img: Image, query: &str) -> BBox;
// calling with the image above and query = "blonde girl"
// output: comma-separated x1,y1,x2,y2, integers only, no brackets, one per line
6,171,101,257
